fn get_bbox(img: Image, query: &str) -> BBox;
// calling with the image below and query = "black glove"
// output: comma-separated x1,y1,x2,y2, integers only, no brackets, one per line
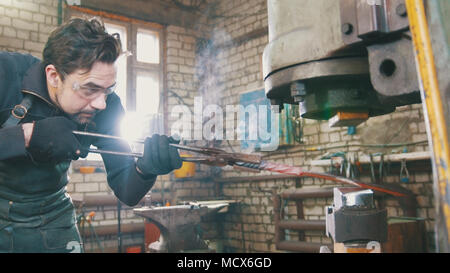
27,116,82,163
136,134,182,176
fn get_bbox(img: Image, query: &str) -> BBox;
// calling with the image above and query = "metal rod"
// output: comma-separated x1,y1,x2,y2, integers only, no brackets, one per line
87,148,143,158
74,131,200,157
278,220,326,231
74,131,216,161
276,241,331,253
73,130,145,144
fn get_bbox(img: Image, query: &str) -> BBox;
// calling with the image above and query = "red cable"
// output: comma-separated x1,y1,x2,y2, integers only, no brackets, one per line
259,161,407,197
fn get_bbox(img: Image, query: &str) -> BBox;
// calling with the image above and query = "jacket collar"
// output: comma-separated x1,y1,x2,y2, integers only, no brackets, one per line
21,62,58,109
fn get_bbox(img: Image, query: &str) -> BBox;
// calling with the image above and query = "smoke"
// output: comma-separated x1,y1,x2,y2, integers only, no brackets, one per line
193,17,235,146
194,28,233,106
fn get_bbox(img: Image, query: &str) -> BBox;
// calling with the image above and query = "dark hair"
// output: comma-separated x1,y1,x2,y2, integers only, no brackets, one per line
42,18,122,80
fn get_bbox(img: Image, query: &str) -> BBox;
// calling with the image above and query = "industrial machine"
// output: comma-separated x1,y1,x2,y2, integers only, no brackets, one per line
325,188,387,253
263,0,420,127
263,0,450,251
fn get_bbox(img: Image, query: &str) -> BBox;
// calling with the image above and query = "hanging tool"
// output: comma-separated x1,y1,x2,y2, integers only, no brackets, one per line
72,131,411,197
379,154,385,183
369,154,376,184
400,159,410,183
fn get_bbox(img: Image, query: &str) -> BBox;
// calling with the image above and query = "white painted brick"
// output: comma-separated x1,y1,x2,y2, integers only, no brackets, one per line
75,182,99,193
66,183,74,192
39,4,57,16
68,173,84,183
19,10,32,21
412,134,428,142
304,205,325,216
179,65,195,74
319,133,330,143
99,182,111,192
167,25,186,34
167,40,182,49
24,40,45,52
38,23,55,34
3,26,16,37
12,0,39,12
329,132,341,142
179,49,194,58
180,35,195,44
0,36,23,48
0,16,12,27
4,7,18,18
418,122,427,133
167,48,178,56
16,29,29,40
167,64,179,72
84,173,107,182
409,122,418,133
166,32,178,41
0,0,11,6
30,31,38,41
45,15,52,25
12,18,38,31
32,13,46,23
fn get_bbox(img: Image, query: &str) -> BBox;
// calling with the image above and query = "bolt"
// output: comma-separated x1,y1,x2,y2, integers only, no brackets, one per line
291,82,306,103
396,4,407,17
341,23,353,35
294,96,304,103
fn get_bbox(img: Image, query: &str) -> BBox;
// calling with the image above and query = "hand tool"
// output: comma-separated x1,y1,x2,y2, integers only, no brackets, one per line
72,130,411,197
73,130,144,158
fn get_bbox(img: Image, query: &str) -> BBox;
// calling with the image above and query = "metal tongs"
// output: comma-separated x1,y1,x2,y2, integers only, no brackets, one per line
73,131,262,170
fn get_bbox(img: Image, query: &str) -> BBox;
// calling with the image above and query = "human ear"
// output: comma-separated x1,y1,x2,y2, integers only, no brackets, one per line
45,64,61,88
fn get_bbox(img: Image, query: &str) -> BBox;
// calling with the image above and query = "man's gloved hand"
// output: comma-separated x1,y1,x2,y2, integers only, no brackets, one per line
27,116,83,163
136,134,182,176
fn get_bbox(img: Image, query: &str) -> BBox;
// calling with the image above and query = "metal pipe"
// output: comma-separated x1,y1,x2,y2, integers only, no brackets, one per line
278,220,326,231
73,193,166,207
214,174,299,183
81,223,144,237
276,241,331,253
296,200,306,241
280,188,334,199
272,190,284,246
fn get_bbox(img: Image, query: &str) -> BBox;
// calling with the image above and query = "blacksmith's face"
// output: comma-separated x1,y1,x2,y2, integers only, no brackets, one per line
51,62,117,125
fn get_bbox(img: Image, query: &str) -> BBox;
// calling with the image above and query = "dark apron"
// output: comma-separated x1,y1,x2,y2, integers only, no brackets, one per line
0,159,84,253
0,187,83,253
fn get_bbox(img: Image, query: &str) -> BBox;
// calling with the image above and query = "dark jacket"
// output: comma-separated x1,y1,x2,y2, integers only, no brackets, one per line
0,51,156,206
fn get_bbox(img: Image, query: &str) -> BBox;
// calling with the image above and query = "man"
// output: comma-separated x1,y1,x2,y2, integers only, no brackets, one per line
0,18,182,253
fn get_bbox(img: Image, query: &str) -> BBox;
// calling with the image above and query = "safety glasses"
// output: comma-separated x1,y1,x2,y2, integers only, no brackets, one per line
72,81,116,100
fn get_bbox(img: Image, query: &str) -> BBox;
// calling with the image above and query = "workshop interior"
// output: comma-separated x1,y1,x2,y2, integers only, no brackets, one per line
1,0,449,253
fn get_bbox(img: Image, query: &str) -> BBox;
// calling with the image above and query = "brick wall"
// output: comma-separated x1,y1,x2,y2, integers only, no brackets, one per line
0,0,58,58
